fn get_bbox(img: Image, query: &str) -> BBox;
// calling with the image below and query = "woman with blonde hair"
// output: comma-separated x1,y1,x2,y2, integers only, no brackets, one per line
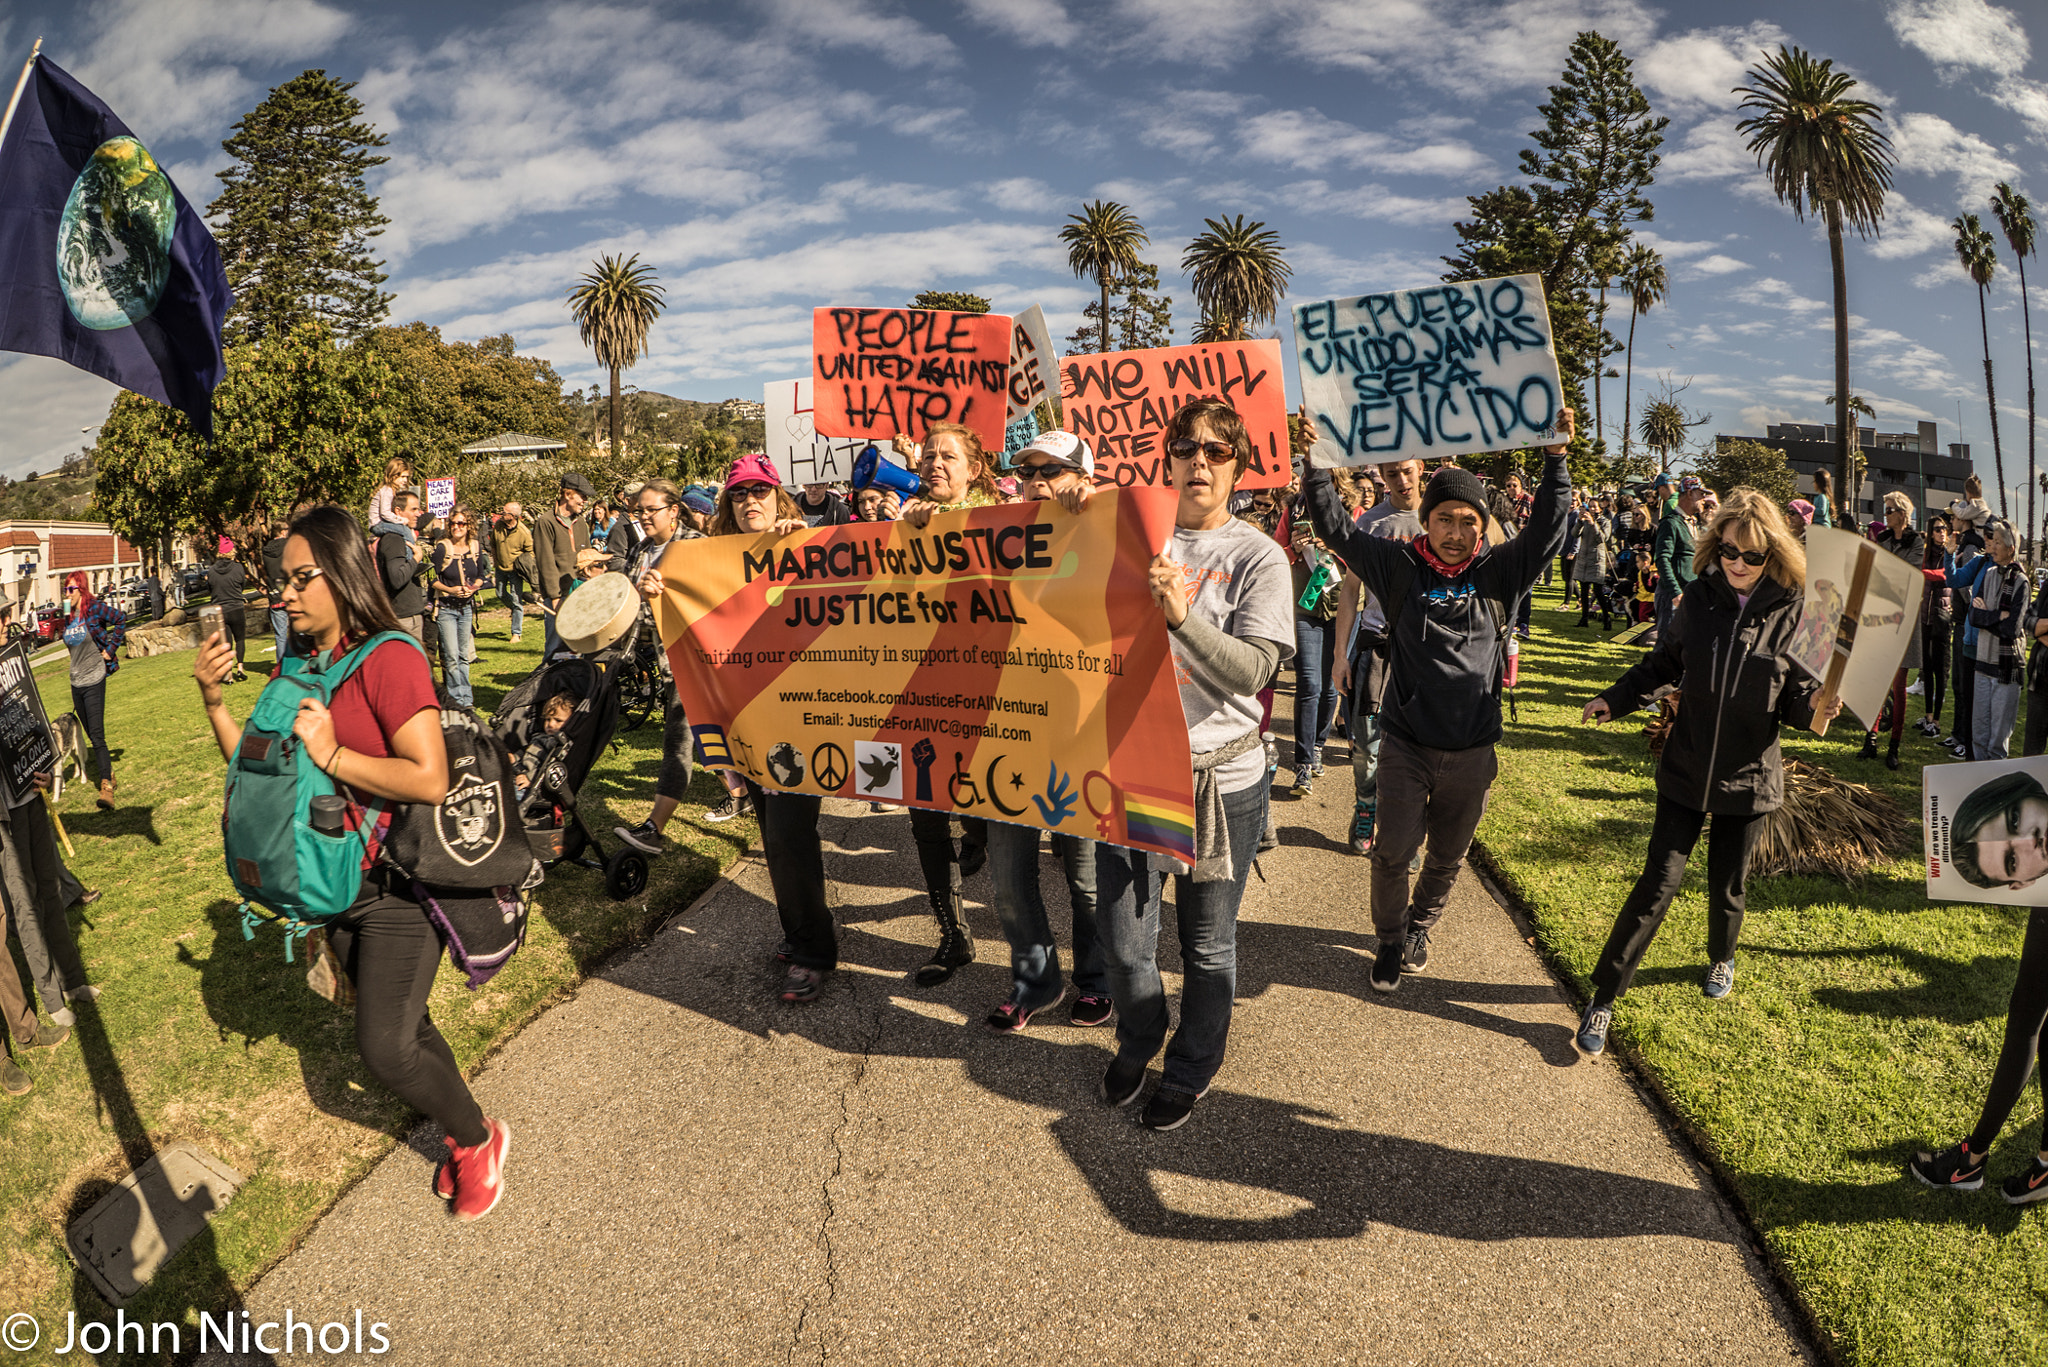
1574,489,1841,1055
368,457,413,532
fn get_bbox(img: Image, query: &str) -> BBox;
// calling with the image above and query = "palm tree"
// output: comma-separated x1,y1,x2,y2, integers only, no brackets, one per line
1639,398,1692,467
1825,393,1877,508
566,254,666,459
1617,243,1665,463
1955,213,2008,518
1588,239,1624,457
1735,45,1895,518
1182,215,1292,342
1992,181,2038,555
1059,201,1148,354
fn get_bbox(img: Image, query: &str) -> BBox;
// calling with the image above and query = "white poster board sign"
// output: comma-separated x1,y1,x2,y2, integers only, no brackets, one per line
425,477,456,518
1925,756,2048,905
764,377,909,487
1007,304,1058,422
1783,526,1923,729
1294,272,1562,467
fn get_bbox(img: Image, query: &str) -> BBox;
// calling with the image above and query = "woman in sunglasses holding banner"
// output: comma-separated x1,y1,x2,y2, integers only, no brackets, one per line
1575,489,1841,1056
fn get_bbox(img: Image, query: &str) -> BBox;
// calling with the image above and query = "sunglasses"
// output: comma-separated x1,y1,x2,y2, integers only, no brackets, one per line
1167,438,1236,462
730,484,776,502
1715,543,1768,567
1014,461,1072,482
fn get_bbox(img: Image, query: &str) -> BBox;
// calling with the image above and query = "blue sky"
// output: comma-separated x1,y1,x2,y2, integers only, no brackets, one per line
2,0,2046,501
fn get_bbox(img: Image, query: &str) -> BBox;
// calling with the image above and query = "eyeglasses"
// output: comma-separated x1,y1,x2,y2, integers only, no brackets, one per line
451,520,470,527
1715,543,1768,567
1167,438,1235,463
633,503,674,520
283,566,327,591
730,484,776,502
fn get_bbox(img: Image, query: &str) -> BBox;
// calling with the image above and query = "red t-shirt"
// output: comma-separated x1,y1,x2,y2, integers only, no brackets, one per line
272,637,439,863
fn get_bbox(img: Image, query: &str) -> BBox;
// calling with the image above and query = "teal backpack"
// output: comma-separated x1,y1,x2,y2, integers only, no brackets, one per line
224,631,421,959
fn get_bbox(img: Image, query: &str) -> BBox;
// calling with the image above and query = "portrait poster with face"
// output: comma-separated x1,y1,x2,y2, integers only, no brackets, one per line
1785,526,1923,730
1925,755,2048,904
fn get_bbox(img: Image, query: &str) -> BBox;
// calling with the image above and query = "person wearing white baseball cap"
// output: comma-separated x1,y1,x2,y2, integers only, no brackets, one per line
1008,428,1095,480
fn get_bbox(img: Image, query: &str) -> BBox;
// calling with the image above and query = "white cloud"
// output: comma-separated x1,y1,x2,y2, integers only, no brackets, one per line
1888,0,2031,79
1272,0,1658,99
1687,254,1751,276
1634,231,1722,260
1236,108,1492,179
1889,111,2020,199
1728,277,1829,313
958,0,1080,47
1637,22,1788,114
1280,179,1470,228
1133,92,1248,160
1871,195,1962,260
71,0,353,140
979,177,1066,215
754,0,959,68
1285,242,1445,299
1662,114,1756,184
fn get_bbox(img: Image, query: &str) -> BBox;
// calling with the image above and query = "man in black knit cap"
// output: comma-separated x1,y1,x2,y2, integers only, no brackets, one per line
1301,413,1575,991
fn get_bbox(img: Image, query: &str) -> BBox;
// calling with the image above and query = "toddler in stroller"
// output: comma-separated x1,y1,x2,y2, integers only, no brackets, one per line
491,622,651,900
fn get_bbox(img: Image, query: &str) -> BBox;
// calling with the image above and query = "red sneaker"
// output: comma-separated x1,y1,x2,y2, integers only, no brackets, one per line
447,1119,512,1222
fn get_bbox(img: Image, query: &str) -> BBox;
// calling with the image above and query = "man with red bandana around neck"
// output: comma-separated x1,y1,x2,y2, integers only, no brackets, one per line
1300,410,1575,993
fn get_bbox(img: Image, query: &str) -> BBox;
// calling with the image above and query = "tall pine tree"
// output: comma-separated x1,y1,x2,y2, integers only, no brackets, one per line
1065,263,1173,354
1443,31,1665,473
211,70,392,344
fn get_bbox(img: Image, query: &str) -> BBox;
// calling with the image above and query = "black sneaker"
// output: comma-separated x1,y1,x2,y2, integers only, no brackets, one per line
1907,1140,1986,1191
1069,994,1114,1027
704,792,749,823
2003,1157,2048,1205
1101,1055,1147,1107
614,819,665,855
1140,1086,1208,1131
1574,1002,1612,1058
1401,926,1431,973
1370,941,1403,993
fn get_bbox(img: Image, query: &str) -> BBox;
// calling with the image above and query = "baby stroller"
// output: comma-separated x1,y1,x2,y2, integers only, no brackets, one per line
490,604,650,901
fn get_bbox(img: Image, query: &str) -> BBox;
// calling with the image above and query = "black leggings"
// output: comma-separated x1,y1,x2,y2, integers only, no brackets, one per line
1921,623,1948,721
744,780,834,970
1952,617,1975,753
907,810,986,902
327,881,488,1148
1591,795,1762,1006
1577,580,1612,621
70,680,111,783
1969,907,2048,1155
656,691,693,802
220,603,246,665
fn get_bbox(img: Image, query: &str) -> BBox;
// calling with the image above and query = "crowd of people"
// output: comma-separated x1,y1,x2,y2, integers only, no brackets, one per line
1,395,2043,1223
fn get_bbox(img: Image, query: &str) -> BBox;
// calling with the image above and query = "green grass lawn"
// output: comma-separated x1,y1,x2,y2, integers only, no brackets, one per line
0,607,748,1354
1487,588,2048,1367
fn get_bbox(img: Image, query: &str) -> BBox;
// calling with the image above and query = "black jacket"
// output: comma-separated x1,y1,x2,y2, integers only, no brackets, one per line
205,558,246,606
377,530,426,618
261,535,289,597
1305,453,1570,752
796,490,851,527
1596,570,1819,815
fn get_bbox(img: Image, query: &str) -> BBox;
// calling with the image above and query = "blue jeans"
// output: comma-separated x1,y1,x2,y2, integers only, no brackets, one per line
1097,782,1266,1097
1292,616,1338,772
270,604,290,661
436,603,474,706
497,568,525,638
987,822,1113,1008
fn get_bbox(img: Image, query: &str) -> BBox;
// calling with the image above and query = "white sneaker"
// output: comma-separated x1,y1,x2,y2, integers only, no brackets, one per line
51,1007,75,1026
1904,680,1924,696
63,984,100,1003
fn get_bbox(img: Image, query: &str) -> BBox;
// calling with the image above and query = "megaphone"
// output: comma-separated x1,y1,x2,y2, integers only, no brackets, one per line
852,443,928,501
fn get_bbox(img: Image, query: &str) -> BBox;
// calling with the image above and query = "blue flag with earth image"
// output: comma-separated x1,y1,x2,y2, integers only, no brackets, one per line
0,57,232,436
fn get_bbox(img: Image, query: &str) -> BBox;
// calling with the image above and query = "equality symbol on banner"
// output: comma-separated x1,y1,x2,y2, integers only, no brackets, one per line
811,742,848,793
766,742,805,788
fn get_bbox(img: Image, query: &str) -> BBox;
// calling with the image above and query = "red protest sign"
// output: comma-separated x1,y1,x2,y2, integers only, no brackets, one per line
1058,339,1289,489
811,307,1012,451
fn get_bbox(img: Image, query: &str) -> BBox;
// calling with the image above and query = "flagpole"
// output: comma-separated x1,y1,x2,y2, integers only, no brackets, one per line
0,38,44,160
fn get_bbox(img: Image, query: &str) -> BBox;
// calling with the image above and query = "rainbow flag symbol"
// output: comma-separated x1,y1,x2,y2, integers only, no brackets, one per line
1123,784,1196,867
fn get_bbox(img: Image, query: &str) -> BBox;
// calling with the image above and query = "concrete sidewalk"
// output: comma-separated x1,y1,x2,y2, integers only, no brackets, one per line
208,767,1814,1365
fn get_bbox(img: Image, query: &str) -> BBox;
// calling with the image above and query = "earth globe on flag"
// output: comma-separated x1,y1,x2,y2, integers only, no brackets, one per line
56,135,175,331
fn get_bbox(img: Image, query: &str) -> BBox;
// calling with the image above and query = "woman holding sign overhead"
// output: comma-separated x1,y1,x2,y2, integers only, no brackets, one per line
895,423,1001,986
1575,491,1841,1058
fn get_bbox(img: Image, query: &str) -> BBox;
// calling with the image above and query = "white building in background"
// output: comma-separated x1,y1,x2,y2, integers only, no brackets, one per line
0,520,162,609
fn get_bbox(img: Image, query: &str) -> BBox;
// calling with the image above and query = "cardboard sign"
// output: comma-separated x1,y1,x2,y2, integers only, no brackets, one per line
1925,756,2048,905
1295,273,1562,467
0,639,56,807
811,307,1012,451
656,491,1196,866
1784,526,1923,729
763,377,913,488
1006,305,1058,422
425,478,456,518
1059,339,1290,490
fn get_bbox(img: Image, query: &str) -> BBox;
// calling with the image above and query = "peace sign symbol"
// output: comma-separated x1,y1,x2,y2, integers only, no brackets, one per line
811,742,848,793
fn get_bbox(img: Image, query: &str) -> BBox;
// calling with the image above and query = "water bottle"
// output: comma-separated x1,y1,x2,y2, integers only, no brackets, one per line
1297,546,1339,613
310,794,347,836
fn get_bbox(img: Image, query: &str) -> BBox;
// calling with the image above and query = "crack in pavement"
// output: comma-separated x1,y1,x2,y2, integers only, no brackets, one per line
789,811,891,1367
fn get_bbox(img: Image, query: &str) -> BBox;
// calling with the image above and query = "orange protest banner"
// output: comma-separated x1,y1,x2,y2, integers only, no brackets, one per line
655,491,1197,866
811,306,1013,451
1059,338,1290,490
